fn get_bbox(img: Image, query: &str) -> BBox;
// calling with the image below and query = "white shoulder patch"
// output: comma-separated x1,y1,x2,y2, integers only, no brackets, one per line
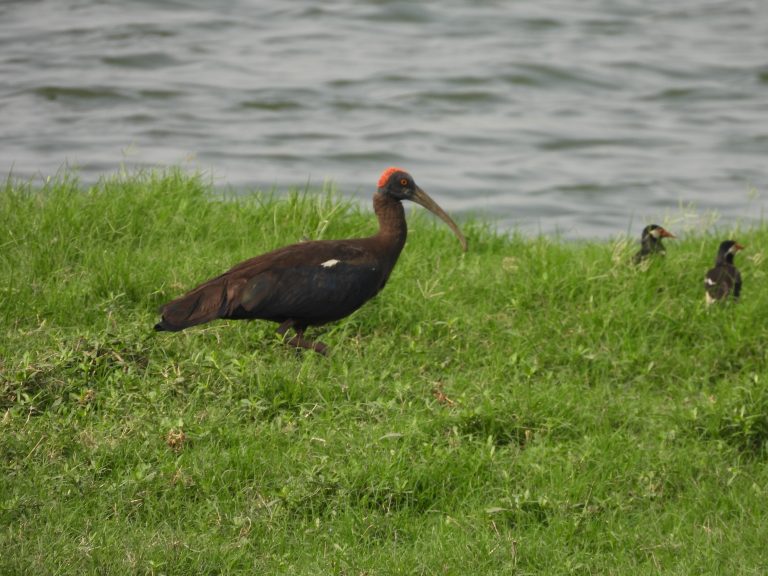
321,259,340,268
705,277,716,286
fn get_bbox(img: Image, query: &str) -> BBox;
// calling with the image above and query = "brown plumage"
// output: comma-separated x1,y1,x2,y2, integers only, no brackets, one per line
154,168,467,354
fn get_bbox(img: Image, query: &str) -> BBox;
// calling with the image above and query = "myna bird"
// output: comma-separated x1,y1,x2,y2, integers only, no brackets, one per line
704,240,743,305
633,224,676,264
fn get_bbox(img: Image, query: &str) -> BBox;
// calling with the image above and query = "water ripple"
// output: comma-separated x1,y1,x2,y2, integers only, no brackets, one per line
32,86,132,102
102,53,182,69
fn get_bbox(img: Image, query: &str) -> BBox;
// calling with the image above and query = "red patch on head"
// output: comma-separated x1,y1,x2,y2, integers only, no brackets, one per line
378,166,407,188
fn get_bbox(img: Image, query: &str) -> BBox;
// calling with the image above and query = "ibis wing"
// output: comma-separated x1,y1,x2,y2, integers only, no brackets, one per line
230,244,385,323
157,274,250,330
158,240,385,329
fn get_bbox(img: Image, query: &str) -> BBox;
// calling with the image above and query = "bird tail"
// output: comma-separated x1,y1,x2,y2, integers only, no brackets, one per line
154,318,183,332
155,277,232,332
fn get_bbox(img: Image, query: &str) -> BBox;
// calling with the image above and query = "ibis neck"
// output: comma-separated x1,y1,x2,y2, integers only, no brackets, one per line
372,192,407,255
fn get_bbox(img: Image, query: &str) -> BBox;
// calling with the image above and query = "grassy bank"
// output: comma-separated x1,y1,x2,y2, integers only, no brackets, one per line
1,170,767,574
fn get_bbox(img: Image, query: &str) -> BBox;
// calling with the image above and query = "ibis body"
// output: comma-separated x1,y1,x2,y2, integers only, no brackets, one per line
154,168,466,354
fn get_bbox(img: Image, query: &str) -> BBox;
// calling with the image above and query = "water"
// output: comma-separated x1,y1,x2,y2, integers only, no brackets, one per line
2,0,767,238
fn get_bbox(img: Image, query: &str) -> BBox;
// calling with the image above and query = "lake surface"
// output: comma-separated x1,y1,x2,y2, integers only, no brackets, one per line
2,0,767,238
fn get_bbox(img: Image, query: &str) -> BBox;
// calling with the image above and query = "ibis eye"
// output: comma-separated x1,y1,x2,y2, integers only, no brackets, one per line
400,178,408,186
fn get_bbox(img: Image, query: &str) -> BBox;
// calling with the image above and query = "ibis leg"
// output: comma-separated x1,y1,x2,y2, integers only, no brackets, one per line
276,320,329,355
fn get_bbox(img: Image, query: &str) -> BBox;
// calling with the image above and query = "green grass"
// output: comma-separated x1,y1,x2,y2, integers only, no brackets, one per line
1,169,767,574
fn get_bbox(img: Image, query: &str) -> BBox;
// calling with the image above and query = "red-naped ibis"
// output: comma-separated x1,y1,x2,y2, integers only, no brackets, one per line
633,224,676,264
705,240,743,305
154,167,467,354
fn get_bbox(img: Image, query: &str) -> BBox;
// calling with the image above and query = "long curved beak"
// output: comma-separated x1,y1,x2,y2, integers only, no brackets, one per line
412,186,468,251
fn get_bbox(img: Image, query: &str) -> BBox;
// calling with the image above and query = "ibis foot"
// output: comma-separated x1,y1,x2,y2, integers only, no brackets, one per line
288,333,329,355
276,320,329,356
